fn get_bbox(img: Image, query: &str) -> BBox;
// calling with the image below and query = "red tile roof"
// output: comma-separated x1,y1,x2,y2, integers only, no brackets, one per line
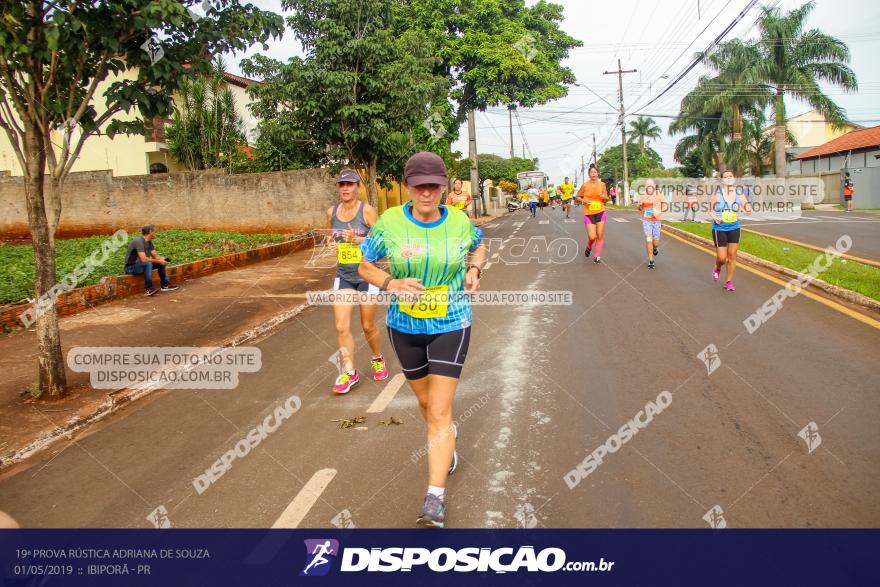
222,71,259,88
795,125,880,159
180,63,259,88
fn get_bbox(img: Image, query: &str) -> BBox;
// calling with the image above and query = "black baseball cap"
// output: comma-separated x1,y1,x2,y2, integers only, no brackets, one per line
404,152,448,187
336,169,360,184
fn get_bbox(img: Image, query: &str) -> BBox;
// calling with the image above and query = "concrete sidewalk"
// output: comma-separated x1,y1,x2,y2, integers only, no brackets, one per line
0,242,335,469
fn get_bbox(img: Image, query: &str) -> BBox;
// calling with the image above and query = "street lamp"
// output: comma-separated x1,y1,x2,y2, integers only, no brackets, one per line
648,75,669,95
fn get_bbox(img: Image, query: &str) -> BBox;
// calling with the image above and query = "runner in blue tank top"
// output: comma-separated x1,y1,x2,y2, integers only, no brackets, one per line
710,170,752,292
327,169,387,394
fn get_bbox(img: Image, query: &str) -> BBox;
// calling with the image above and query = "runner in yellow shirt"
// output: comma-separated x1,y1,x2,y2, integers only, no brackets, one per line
559,177,575,218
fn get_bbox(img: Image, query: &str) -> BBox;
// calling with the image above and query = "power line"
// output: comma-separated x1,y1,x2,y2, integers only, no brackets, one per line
630,0,746,115
513,109,534,160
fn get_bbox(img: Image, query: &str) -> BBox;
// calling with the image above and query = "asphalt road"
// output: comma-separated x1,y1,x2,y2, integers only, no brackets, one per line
1,205,878,529
739,210,880,263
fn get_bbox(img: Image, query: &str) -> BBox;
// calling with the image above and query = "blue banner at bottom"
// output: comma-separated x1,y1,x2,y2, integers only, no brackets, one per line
1,529,877,586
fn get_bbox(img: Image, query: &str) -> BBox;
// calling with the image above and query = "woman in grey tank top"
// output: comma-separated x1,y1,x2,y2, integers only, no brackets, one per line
326,169,388,394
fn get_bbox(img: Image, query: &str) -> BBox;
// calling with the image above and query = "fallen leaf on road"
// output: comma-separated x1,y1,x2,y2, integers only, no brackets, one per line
379,417,403,426
332,416,366,429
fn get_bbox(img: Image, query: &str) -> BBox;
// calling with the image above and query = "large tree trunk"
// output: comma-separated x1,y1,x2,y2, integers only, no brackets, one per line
23,120,68,399
365,157,381,210
774,90,786,178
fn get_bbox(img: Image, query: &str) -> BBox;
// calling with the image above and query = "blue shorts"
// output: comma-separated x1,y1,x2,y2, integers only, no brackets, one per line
333,276,379,293
642,220,661,240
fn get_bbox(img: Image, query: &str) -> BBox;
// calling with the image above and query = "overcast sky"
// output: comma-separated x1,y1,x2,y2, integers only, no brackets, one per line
226,0,880,181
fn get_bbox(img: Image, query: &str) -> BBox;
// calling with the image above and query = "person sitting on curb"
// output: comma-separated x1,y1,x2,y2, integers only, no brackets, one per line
124,224,178,296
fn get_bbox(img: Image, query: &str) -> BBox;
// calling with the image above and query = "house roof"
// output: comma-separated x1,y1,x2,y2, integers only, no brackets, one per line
180,63,259,88
222,71,259,88
795,125,880,160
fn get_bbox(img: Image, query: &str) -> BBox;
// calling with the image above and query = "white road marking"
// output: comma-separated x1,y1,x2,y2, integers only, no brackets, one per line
539,220,549,225
366,373,406,413
564,219,577,223
513,222,524,227
483,261,493,271
612,217,628,223
491,253,500,261
272,468,337,528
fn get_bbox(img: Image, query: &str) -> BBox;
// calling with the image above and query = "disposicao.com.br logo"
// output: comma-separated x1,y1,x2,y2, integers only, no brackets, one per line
300,541,614,575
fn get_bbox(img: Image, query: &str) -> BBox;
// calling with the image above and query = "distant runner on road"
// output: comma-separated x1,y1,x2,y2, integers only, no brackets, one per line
710,170,752,292
559,177,574,218
359,152,487,528
683,182,699,221
638,178,664,269
527,183,539,219
576,164,609,264
327,169,387,394
446,178,473,213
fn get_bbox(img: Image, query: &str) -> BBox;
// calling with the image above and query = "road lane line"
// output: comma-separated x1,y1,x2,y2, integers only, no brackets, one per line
663,230,880,331
612,217,628,223
741,228,880,268
539,220,549,224
366,373,406,413
272,468,337,528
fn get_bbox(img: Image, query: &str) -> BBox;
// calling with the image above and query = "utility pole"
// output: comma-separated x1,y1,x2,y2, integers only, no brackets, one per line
604,59,637,205
580,155,585,186
508,105,515,159
591,133,597,165
467,110,482,218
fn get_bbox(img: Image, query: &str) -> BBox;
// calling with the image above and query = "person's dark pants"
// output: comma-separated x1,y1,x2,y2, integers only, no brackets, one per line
125,260,168,289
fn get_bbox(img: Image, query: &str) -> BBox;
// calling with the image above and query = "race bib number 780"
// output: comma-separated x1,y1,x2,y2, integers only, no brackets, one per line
399,285,449,319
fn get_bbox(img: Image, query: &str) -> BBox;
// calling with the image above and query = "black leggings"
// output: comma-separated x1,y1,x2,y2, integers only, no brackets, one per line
387,326,471,380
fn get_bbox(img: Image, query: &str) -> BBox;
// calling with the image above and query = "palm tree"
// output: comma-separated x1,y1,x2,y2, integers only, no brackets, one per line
629,116,661,153
670,78,724,175
167,58,246,171
751,1,857,177
702,39,771,144
729,113,797,177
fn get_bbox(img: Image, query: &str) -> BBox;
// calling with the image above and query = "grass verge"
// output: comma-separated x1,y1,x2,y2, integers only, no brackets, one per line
667,221,880,302
0,230,289,305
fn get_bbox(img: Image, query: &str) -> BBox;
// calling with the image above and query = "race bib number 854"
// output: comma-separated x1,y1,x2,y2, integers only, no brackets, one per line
337,242,362,264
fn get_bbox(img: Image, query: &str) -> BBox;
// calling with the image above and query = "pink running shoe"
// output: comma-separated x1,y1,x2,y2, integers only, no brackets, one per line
332,370,360,394
724,281,735,292
371,355,388,381
713,268,720,282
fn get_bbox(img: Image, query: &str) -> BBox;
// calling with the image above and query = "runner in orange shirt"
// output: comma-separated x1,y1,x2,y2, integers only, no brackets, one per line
575,164,609,264
446,179,473,213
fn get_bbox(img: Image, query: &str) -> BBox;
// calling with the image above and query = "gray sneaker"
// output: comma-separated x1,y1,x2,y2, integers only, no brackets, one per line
416,493,445,528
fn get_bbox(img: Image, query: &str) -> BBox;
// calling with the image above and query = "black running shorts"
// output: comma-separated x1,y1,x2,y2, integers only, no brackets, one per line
712,228,741,247
387,326,471,380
